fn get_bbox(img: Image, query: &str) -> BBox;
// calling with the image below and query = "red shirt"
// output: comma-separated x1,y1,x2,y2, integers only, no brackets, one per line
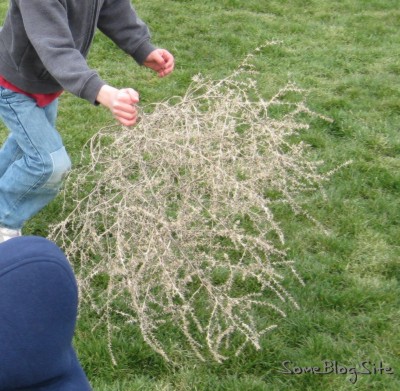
0,76,63,107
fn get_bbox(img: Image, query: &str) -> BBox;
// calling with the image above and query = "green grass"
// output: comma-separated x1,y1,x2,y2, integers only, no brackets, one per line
1,0,399,389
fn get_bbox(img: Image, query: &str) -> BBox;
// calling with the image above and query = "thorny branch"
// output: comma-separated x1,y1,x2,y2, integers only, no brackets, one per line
50,45,348,363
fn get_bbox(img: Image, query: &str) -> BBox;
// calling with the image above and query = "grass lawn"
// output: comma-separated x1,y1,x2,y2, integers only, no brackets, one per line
1,0,399,390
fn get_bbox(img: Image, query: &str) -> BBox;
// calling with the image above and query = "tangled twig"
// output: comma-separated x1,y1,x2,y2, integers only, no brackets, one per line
50,45,347,363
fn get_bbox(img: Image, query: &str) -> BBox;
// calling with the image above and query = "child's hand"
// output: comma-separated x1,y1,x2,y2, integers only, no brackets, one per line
143,49,175,77
96,86,139,126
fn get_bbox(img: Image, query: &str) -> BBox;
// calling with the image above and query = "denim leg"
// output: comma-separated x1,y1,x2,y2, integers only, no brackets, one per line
44,96,59,127
0,88,71,229
0,135,23,177
0,96,58,177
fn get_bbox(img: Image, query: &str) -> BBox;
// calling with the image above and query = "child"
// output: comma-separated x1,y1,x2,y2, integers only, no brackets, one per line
0,0,174,243
0,236,92,390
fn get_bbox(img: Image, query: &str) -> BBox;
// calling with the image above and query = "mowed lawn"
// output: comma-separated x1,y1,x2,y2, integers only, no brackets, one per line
0,1,399,390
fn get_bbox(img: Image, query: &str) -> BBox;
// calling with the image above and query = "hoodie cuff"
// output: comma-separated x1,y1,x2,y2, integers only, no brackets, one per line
79,73,107,105
133,40,157,65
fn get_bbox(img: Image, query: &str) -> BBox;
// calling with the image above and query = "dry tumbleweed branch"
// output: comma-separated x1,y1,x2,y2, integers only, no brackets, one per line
50,47,346,363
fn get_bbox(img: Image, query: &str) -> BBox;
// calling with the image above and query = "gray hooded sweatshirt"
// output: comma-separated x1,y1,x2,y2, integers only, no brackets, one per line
0,0,156,104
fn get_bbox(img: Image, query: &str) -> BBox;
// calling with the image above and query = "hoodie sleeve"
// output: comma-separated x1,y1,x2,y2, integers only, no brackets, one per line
97,0,156,65
15,0,106,104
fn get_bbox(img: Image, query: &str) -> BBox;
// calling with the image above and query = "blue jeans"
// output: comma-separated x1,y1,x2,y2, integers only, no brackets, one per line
0,87,71,229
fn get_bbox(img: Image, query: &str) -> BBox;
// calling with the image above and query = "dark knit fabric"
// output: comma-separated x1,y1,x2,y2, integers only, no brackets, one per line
0,236,91,390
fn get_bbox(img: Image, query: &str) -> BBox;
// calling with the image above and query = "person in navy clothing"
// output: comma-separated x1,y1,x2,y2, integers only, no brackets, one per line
0,236,92,390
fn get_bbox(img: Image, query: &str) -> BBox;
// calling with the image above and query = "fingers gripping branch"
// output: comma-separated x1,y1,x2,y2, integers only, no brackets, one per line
96,85,139,126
